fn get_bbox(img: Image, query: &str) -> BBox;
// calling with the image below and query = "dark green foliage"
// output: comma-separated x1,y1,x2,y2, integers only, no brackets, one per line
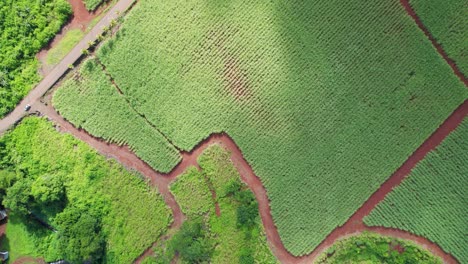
3,179,31,216
239,247,255,264
0,0,71,117
0,117,172,263
54,208,105,263
0,170,16,201
31,174,66,203
317,233,441,263
234,190,258,229
167,219,214,263
365,118,468,262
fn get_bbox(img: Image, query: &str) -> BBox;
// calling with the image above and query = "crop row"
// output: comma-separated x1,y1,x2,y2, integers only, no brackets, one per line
364,117,468,263
53,58,181,173
67,0,468,255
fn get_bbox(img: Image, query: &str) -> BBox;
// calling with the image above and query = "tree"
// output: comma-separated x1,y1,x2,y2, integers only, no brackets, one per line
3,179,32,216
54,207,105,263
31,174,65,203
168,219,214,263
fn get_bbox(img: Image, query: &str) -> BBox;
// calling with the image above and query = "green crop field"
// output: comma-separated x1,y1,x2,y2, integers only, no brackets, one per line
364,117,468,263
0,117,172,263
52,0,468,255
316,232,441,263
0,0,71,118
410,0,468,75
168,145,277,264
53,58,181,173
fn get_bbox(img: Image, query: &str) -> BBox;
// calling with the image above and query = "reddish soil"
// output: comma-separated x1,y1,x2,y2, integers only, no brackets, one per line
209,30,252,101
34,100,466,264
12,257,46,264
400,0,467,86
37,0,104,75
209,188,222,217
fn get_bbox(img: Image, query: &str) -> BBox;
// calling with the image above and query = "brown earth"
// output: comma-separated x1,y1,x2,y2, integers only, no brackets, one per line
12,257,46,264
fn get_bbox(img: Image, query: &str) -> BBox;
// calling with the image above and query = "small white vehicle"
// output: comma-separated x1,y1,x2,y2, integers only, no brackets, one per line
0,210,6,221
0,251,8,262
24,104,31,111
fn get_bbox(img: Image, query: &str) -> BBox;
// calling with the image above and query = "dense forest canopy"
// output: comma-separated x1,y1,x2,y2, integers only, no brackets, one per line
0,0,71,117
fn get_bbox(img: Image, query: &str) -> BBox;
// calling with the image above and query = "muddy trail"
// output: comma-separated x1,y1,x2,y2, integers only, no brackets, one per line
37,0,105,75
34,100,466,264
12,257,46,264
399,0,467,87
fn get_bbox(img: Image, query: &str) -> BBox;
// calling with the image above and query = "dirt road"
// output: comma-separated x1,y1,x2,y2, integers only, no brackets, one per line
0,0,136,136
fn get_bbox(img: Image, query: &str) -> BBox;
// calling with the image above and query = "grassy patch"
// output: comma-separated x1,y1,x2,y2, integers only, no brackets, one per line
0,214,47,262
167,144,277,263
170,167,214,218
45,29,85,66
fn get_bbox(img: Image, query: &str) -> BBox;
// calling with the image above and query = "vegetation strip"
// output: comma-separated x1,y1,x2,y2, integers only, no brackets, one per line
27,101,466,263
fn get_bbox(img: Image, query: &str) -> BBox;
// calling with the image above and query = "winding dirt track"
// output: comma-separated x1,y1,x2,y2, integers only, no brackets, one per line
35,100,466,264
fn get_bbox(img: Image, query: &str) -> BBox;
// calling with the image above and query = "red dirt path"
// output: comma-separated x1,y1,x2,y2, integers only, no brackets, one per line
34,100,466,264
13,257,46,264
400,0,467,87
